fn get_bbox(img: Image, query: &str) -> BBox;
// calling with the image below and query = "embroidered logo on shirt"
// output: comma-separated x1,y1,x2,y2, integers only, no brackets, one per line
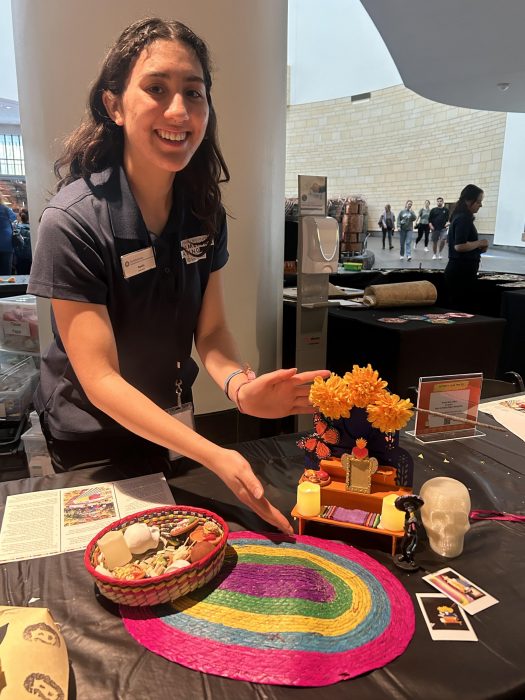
180,235,212,264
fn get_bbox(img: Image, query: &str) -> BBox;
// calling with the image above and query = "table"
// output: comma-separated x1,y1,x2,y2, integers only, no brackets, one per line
0,274,29,299
1,421,524,699
326,306,505,397
499,288,525,380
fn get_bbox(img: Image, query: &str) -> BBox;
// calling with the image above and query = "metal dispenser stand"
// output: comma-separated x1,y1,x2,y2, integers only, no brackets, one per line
295,177,339,431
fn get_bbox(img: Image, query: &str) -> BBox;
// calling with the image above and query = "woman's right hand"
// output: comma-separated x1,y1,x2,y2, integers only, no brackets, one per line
479,239,489,252
207,448,294,535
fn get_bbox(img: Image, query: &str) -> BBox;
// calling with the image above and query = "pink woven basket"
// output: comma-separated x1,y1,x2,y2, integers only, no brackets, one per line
84,505,228,606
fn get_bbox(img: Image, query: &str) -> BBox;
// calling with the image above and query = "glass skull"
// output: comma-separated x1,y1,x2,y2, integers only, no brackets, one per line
420,477,471,558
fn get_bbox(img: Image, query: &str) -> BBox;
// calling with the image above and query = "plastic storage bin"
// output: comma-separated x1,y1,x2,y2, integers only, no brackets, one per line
21,427,54,477
0,294,39,353
0,353,40,420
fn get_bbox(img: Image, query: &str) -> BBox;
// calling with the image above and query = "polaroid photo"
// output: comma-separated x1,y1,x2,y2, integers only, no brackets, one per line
416,594,477,641
423,567,499,615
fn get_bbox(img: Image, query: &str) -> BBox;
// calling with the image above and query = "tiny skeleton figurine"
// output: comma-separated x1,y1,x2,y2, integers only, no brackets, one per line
341,438,378,494
393,494,425,571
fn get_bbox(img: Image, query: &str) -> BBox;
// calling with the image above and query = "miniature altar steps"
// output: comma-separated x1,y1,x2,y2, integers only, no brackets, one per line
318,457,412,512
291,457,411,555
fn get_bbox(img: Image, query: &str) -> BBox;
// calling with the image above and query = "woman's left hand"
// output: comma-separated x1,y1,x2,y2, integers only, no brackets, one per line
235,368,330,418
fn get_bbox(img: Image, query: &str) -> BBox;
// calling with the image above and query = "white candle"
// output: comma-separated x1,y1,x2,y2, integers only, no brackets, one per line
97,530,132,570
379,494,405,532
296,481,321,517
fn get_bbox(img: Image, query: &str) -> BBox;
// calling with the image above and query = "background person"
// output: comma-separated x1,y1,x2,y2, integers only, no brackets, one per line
28,17,329,535
397,200,416,261
414,199,431,251
13,208,32,274
444,184,488,312
429,196,450,259
0,194,17,275
378,203,395,250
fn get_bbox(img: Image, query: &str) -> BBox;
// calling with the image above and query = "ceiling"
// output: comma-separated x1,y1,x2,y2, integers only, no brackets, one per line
361,0,525,113
0,98,20,125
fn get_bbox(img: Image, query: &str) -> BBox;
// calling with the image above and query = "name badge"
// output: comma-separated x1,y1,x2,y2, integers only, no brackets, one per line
121,247,156,279
165,403,195,461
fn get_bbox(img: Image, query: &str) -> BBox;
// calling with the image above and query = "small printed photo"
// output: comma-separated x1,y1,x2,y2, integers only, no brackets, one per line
423,567,499,615
416,593,478,641
500,398,525,413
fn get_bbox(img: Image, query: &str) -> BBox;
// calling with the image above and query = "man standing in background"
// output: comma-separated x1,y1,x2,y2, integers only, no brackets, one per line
429,196,450,260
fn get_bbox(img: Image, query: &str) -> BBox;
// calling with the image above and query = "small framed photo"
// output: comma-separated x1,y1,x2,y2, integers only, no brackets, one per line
423,567,499,615
416,593,478,641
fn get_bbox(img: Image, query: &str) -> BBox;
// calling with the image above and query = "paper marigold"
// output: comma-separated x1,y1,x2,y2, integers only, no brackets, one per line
343,364,388,408
366,392,414,433
309,373,354,420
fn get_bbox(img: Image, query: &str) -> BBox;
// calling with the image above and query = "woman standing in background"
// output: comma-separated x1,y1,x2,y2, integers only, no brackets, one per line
415,199,431,251
397,200,416,261
378,203,395,250
444,184,488,312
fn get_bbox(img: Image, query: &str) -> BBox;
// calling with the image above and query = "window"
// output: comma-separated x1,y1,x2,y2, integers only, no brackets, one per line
0,134,25,176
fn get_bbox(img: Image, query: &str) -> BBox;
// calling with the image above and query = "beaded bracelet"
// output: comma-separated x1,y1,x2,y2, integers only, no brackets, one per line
223,369,244,398
224,365,256,402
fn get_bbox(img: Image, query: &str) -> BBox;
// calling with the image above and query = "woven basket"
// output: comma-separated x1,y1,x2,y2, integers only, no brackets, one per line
84,505,228,606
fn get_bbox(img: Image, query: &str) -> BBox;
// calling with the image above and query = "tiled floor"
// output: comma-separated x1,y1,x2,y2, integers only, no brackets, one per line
364,232,525,274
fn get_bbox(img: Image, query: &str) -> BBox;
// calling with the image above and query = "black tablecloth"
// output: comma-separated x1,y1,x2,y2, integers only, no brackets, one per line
499,288,525,380
284,302,506,398
1,419,524,699
327,306,505,396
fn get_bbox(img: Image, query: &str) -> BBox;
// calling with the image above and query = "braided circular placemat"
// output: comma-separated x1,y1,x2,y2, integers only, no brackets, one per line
120,532,414,686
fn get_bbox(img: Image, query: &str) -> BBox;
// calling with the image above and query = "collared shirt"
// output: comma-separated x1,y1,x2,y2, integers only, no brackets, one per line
447,212,480,262
28,165,228,439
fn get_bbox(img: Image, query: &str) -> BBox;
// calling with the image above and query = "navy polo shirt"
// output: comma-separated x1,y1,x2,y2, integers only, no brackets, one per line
28,165,228,440
447,213,480,262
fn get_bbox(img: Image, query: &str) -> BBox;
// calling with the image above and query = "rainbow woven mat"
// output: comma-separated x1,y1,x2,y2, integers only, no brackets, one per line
120,532,414,686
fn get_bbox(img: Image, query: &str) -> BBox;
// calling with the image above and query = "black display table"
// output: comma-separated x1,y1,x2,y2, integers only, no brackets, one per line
0,419,524,699
283,302,506,398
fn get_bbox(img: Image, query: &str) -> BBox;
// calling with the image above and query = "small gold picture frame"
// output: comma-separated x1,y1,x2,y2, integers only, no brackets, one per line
342,453,379,494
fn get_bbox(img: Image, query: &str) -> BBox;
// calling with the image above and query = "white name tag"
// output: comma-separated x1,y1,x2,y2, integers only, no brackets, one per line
121,247,156,279
165,403,195,461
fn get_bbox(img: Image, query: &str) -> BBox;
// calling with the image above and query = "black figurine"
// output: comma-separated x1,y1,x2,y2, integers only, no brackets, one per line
393,494,424,571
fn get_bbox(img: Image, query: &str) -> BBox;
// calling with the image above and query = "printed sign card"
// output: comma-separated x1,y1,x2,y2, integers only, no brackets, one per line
407,373,484,443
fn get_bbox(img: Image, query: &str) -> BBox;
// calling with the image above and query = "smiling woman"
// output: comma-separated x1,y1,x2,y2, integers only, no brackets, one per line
27,17,328,535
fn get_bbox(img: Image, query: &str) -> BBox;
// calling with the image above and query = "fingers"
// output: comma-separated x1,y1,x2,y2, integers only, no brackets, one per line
240,492,294,535
261,368,298,384
293,369,331,384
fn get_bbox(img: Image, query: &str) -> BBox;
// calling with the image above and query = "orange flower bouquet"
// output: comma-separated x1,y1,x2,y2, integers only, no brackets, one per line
298,365,415,486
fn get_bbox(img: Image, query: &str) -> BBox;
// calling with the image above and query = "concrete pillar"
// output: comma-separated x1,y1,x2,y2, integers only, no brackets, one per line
11,0,287,414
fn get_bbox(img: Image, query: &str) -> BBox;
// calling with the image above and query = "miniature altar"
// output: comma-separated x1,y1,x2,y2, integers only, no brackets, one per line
292,456,411,555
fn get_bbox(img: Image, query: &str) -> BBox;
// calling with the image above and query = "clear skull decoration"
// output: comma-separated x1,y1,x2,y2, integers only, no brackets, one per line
420,477,471,558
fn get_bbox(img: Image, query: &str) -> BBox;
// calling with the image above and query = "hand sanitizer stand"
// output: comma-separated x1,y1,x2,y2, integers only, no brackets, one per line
295,176,339,431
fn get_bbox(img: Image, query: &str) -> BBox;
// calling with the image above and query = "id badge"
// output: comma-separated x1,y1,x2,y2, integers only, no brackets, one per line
121,246,156,279
165,402,195,460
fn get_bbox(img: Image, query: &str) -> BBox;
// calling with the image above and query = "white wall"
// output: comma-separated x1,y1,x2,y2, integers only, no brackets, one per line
288,0,401,105
494,113,525,248
12,0,288,415
0,0,17,100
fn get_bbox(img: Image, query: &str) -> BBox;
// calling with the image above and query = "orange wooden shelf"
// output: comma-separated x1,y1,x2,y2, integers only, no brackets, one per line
293,456,410,555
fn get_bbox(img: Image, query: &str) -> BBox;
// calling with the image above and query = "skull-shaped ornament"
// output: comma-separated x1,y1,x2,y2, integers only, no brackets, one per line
420,477,470,558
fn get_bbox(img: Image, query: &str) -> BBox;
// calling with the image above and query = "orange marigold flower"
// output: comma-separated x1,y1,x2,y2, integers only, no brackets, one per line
343,364,388,408
366,393,414,433
309,374,354,419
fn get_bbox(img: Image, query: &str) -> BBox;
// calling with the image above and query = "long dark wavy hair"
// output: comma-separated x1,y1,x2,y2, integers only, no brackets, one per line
54,17,230,238
451,184,483,221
